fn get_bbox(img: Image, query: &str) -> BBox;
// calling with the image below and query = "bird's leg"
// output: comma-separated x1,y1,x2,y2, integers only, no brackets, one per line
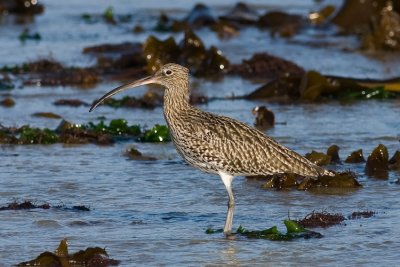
218,170,235,234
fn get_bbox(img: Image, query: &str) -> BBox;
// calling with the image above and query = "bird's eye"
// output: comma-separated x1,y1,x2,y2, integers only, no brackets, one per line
165,69,172,76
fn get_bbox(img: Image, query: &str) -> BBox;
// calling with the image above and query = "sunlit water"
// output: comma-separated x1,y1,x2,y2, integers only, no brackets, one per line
1,1,400,266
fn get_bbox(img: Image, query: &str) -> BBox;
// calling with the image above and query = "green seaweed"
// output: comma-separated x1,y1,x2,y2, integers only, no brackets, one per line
103,6,115,23
19,29,41,42
85,119,141,136
206,220,322,240
19,127,59,144
139,124,171,142
342,86,397,100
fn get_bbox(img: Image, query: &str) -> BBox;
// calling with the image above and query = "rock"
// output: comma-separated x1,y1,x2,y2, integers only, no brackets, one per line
327,145,341,163
124,146,156,161
54,99,89,107
361,2,400,51
305,151,332,166
365,144,389,179
389,150,400,170
301,171,361,189
245,76,302,100
143,32,229,77
331,0,399,34
345,149,365,163
0,0,44,15
258,11,304,37
252,106,275,130
32,112,62,119
0,97,15,107
220,2,259,24
183,3,216,28
229,53,305,81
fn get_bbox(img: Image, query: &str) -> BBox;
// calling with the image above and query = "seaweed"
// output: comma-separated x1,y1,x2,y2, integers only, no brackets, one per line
138,124,170,143
207,220,322,240
296,211,345,228
17,239,120,266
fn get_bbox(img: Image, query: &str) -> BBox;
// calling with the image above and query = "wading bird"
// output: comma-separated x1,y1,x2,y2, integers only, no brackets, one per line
90,63,333,234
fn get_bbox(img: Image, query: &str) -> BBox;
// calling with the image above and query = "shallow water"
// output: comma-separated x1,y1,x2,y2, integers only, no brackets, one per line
1,1,400,266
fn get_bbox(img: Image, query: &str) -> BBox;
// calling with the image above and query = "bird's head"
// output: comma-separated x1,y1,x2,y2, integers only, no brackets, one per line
89,63,189,112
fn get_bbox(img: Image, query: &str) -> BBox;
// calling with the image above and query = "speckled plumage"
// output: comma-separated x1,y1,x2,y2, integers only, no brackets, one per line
90,63,333,234
161,64,331,178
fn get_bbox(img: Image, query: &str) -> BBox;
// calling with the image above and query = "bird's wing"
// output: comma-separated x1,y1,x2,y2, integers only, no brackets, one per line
176,111,325,177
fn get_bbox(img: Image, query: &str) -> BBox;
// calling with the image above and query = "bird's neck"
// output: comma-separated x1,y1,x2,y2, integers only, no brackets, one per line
163,81,191,121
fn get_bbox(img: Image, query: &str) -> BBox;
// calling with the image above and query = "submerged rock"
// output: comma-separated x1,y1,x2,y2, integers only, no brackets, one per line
365,144,389,179
305,151,332,166
124,146,156,161
345,149,365,163
252,106,275,130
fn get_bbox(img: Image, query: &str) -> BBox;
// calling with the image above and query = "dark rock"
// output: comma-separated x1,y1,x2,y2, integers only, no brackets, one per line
0,0,44,15
32,112,62,119
305,151,332,166
183,3,216,28
331,0,399,34
0,97,15,107
245,76,302,100
299,171,361,189
143,36,180,73
361,2,400,51
220,2,259,24
54,99,90,107
124,146,156,161
345,149,365,163
252,106,275,130
327,145,341,163
83,42,146,71
143,31,229,77
365,144,389,179
389,150,400,170
258,11,304,37
229,53,305,81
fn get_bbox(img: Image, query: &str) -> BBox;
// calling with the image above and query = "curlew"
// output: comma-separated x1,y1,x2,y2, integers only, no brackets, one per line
90,63,333,234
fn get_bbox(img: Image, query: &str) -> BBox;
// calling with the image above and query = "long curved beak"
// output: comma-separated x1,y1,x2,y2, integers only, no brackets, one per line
89,75,157,112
